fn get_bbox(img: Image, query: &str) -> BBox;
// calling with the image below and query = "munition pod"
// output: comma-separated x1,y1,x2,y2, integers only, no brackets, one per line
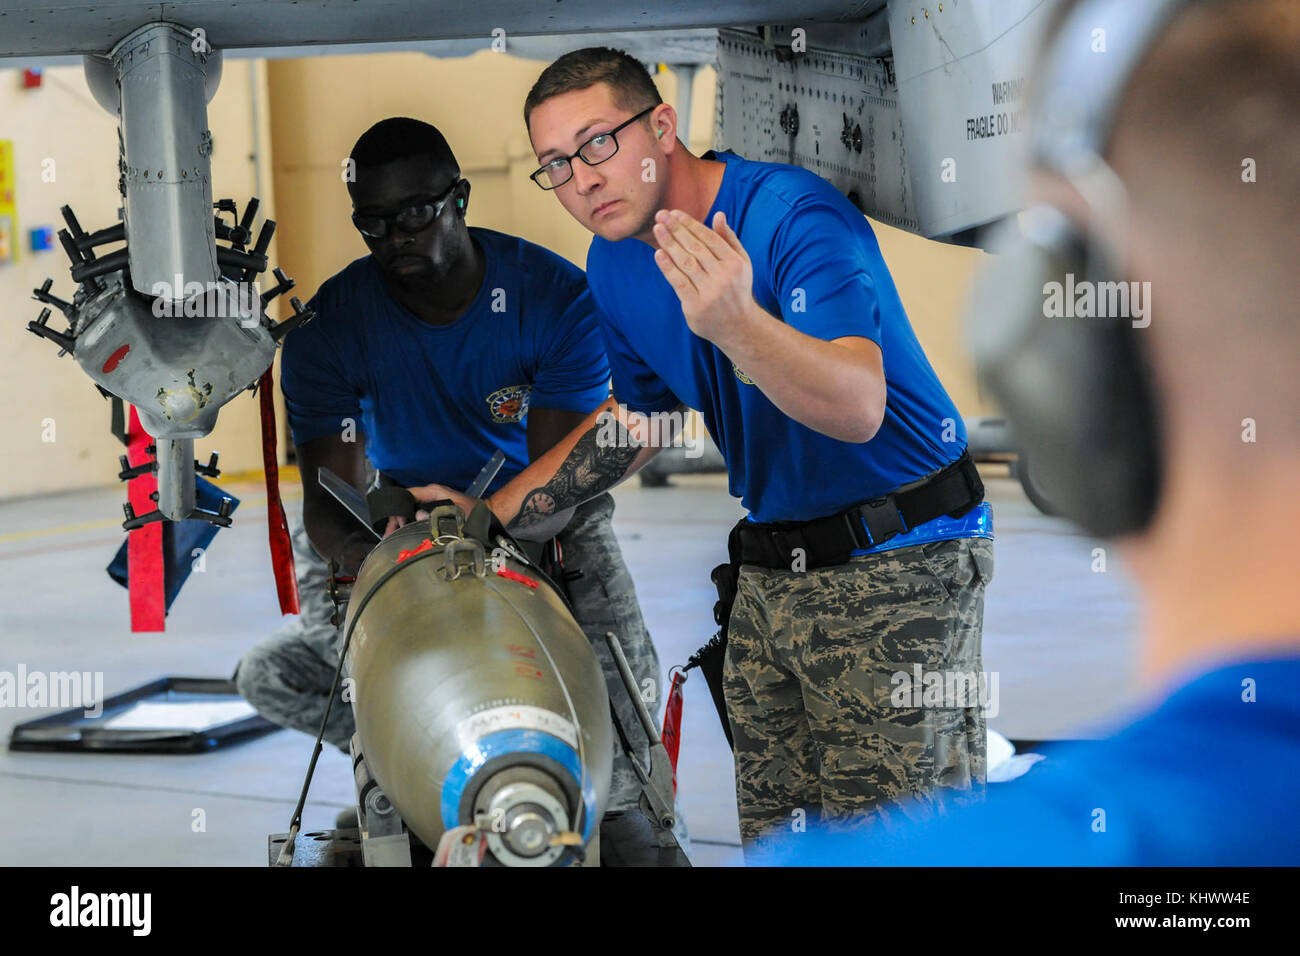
28,22,310,528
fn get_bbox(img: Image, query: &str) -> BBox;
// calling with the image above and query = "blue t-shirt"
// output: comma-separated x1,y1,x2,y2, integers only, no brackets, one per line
281,228,610,493
752,655,1300,865
588,150,966,523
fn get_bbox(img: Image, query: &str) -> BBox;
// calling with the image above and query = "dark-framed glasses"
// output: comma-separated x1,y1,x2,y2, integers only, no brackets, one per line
351,177,463,239
530,105,657,190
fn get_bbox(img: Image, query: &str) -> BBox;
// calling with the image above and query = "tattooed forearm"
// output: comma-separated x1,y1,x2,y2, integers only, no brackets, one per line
509,412,642,533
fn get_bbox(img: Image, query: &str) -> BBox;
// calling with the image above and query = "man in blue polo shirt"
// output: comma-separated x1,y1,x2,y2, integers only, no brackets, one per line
233,117,661,816
409,50,993,853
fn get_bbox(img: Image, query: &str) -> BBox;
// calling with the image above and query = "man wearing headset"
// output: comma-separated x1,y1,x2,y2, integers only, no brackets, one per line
758,0,1300,864
233,117,663,819
408,49,995,854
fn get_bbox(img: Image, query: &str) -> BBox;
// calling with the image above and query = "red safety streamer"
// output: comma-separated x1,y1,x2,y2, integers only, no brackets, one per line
496,566,539,589
396,538,435,563
260,366,300,615
661,669,686,795
125,406,165,632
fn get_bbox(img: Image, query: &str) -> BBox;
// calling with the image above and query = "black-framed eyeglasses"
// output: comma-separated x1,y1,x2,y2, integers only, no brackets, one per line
351,177,463,240
530,106,657,190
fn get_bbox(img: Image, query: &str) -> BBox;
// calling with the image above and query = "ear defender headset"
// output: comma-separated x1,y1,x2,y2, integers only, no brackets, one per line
966,0,1199,539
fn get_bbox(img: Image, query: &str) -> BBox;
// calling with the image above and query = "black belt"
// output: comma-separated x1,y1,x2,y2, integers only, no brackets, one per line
729,451,984,571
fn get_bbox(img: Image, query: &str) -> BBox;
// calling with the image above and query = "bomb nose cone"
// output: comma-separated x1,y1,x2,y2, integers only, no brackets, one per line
503,804,555,857
482,778,573,866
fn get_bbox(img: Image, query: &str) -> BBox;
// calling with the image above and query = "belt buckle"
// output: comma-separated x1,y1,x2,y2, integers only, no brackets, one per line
857,496,907,547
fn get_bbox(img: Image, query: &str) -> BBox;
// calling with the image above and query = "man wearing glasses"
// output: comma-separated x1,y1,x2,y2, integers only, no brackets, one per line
408,49,993,856
233,117,663,823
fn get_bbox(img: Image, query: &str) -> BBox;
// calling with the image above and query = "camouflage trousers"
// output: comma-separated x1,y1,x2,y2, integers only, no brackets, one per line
724,536,994,849
233,492,661,813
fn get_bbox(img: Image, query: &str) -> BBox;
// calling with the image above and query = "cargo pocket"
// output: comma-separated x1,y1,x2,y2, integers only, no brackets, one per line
868,659,982,806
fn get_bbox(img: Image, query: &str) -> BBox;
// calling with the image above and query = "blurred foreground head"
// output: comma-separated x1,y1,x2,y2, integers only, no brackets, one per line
972,0,1300,672
1106,0,1298,480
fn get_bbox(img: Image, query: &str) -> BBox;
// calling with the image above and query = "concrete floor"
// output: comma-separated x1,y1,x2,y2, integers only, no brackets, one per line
0,465,1141,866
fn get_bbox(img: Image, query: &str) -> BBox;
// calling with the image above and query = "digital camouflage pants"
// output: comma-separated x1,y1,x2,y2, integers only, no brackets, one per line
724,536,994,849
234,492,661,812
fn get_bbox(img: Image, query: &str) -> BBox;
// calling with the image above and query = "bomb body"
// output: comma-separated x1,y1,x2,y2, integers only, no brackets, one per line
344,523,612,866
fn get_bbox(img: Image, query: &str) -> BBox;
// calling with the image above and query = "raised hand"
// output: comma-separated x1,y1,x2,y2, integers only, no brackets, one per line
652,209,755,349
